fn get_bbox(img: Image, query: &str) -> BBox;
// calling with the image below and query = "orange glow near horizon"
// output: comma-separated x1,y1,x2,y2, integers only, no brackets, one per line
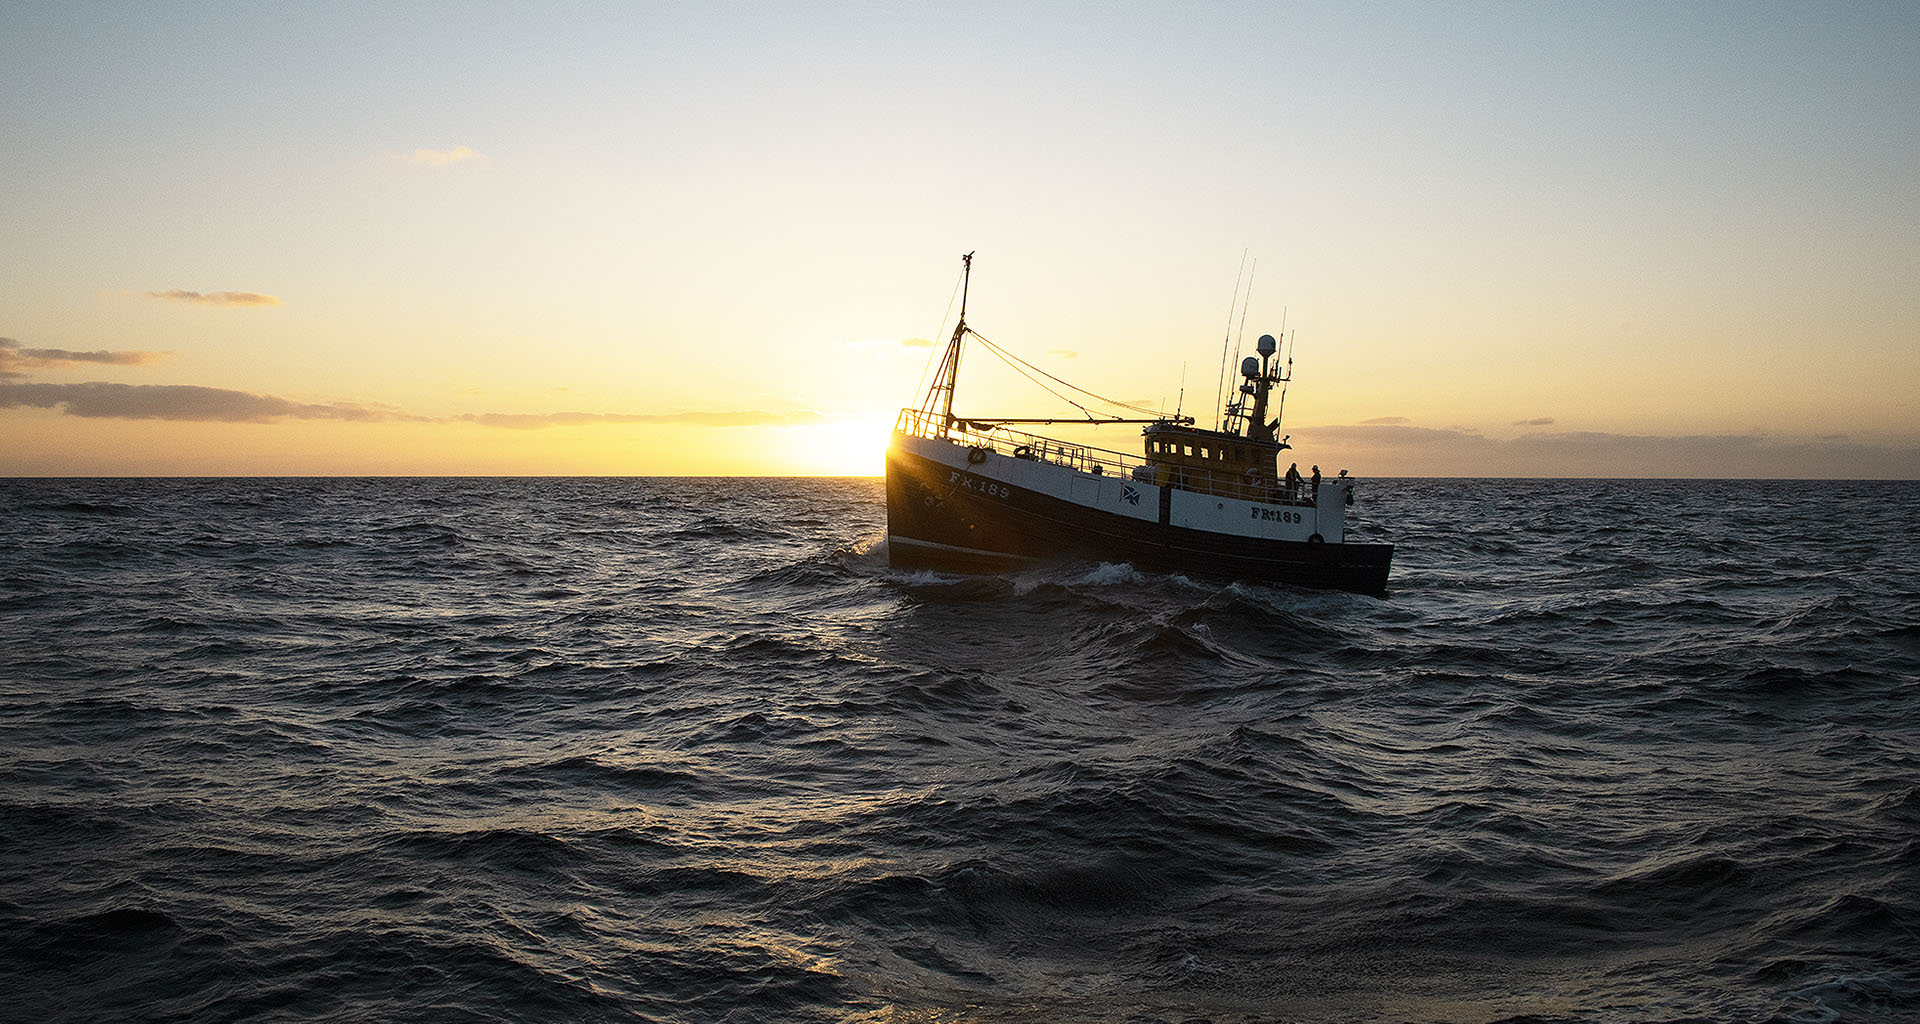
1,6,1916,478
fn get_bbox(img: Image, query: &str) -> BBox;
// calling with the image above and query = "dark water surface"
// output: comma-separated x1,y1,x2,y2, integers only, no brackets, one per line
2,477,1916,1023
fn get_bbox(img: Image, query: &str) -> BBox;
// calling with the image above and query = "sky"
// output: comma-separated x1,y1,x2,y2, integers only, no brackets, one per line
3,2,1916,477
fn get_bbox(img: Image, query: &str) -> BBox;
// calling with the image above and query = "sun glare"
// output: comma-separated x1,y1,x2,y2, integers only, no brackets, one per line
777,415,895,476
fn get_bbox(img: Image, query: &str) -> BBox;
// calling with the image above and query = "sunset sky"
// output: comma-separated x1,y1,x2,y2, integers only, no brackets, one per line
4,2,1916,477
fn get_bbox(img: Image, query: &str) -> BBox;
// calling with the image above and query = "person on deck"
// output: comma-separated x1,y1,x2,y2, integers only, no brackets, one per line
1285,462,1302,500
1311,465,1321,499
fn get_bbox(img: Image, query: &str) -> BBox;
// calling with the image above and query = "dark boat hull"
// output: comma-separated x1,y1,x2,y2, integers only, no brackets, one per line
886,441,1393,594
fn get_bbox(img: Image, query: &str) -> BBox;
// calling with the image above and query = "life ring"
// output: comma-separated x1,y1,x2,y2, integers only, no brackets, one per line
966,445,989,465
1012,444,1036,461
1307,533,1325,544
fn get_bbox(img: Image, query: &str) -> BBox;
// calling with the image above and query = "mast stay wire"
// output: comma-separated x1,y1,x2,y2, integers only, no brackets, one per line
966,331,1116,421
912,265,968,405
988,356,1103,421
967,328,1165,421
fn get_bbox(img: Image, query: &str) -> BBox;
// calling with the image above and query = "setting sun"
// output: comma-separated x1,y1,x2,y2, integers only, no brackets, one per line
775,416,897,477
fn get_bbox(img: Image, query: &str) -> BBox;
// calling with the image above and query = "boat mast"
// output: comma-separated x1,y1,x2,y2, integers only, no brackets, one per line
1246,333,1276,440
921,251,974,436
945,251,972,433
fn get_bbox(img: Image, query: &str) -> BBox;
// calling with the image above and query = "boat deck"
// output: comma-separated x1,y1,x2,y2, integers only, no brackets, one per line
894,409,1317,507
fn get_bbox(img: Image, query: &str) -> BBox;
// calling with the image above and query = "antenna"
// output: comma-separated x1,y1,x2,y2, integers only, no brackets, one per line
1236,261,1257,352
1276,328,1296,429
1174,360,1187,419
1213,250,1247,430
1228,259,1257,429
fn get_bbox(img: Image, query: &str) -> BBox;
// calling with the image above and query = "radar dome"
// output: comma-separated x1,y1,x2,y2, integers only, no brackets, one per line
1240,355,1260,378
1256,333,1277,356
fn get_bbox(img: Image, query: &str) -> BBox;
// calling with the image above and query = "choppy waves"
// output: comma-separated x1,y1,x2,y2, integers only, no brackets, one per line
1,476,1916,1023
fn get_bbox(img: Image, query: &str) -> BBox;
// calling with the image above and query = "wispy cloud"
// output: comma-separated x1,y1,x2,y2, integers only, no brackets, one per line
1,337,167,378
1045,349,1078,360
845,337,934,352
1513,416,1556,427
145,289,281,307
0,375,825,431
0,381,420,423
453,410,827,430
407,145,483,166
1360,415,1410,425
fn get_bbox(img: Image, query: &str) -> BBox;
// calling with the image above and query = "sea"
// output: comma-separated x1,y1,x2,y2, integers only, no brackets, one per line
1,476,1915,1024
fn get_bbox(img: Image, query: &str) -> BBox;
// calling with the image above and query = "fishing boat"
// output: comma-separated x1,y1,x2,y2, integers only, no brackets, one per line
885,253,1394,594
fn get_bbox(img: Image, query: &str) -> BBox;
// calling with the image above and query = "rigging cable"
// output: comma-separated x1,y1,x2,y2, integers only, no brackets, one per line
972,330,1164,416
968,329,1165,419
912,265,968,406
967,332,1107,420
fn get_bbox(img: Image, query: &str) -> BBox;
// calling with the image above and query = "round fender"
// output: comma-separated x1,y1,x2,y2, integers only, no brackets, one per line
966,445,989,465
1307,533,1325,544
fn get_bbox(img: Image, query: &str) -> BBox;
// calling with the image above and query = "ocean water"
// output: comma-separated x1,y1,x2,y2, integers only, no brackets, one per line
1,476,1916,1024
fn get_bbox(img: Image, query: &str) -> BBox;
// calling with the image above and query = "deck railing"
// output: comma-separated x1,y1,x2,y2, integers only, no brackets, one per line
893,408,1319,507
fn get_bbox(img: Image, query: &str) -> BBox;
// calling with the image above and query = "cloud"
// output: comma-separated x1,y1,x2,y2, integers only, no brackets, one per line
0,381,420,423
453,410,827,430
0,343,833,431
1513,416,1556,427
1,337,167,378
1,378,827,431
845,337,934,352
1045,349,1078,360
1291,422,1920,479
1302,423,1490,449
4,372,1909,477
146,289,281,307
1360,415,1410,425
407,145,483,166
